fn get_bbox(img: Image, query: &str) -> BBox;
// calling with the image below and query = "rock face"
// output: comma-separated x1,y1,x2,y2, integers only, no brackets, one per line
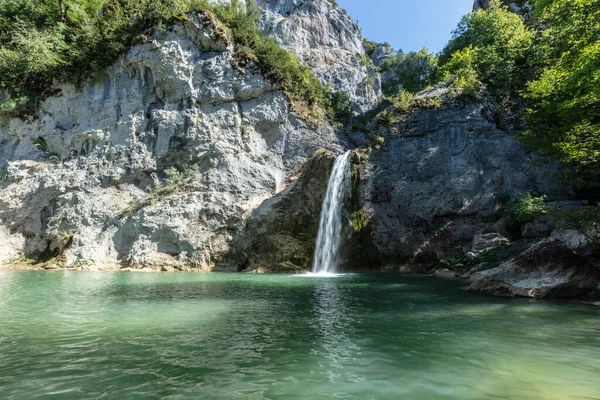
356,86,571,266
469,240,598,298
0,11,341,269
473,0,533,20
370,45,395,67
257,0,382,114
473,0,491,10
472,233,509,253
229,150,336,272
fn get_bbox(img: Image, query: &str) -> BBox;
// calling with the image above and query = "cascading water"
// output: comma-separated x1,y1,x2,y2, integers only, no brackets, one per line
312,151,352,275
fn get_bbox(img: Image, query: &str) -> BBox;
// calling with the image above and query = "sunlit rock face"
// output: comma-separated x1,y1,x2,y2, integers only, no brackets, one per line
257,0,382,114
0,12,341,269
354,85,572,267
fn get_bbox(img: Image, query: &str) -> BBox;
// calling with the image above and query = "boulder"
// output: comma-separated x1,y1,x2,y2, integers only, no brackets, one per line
469,239,598,299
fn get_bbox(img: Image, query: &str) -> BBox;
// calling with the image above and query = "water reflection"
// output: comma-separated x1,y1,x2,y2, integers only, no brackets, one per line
311,279,362,384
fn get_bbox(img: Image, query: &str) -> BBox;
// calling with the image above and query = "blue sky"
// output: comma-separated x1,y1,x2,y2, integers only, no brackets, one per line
337,0,475,54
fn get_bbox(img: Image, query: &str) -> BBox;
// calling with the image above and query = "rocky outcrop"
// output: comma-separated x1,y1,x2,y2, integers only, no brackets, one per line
258,0,382,114
473,0,533,21
355,85,572,267
229,150,336,272
473,0,491,10
469,239,598,298
370,45,395,67
0,11,341,269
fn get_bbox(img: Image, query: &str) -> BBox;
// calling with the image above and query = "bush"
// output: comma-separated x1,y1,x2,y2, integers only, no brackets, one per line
325,89,352,125
381,48,437,95
506,192,547,225
522,0,600,190
392,89,414,112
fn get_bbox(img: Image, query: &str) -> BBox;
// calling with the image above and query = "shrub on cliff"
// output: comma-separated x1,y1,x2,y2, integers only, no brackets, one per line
381,48,437,95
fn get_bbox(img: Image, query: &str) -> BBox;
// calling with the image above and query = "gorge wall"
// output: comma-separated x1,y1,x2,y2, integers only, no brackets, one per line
0,0,573,272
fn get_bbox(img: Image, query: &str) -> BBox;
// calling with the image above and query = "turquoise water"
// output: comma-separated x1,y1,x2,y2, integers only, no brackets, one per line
0,271,599,399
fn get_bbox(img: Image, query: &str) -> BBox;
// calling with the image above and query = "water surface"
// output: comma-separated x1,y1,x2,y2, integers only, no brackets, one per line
0,271,599,399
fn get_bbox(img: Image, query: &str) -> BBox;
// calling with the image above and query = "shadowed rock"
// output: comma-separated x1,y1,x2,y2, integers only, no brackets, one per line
469,239,598,299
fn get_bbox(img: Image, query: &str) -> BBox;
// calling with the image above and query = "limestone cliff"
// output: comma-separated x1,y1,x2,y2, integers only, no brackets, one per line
0,1,578,275
0,11,341,269
349,85,571,269
257,0,382,114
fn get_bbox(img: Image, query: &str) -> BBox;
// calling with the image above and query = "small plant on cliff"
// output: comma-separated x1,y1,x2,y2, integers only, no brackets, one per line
392,89,414,112
120,165,199,218
505,191,547,226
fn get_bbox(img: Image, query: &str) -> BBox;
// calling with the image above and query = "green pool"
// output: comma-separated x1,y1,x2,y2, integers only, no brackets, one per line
0,271,599,399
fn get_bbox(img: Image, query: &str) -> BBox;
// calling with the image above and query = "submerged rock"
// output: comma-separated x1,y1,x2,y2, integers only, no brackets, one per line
469,240,598,299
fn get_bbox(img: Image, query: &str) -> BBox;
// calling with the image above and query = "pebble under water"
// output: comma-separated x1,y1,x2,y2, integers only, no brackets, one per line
0,271,599,399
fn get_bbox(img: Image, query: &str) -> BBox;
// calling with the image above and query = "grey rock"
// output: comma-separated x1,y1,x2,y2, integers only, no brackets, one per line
358,85,571,264
371,45,395,67
473,0,491,10
551,229,589,250
521,215,555,238
0,12,341,269
469,239,598,298
258,0,382,114
229,150,336,272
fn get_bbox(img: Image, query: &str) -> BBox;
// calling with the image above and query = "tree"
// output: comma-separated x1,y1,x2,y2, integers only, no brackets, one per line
438,0,534,98
382,48,437,95
522,0,600,190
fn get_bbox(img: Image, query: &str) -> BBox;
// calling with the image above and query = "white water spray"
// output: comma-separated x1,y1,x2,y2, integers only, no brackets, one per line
312,151,352,274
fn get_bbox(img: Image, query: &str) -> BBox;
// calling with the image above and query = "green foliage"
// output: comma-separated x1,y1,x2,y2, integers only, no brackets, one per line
0,0,326,121
522,0,600,189
382,48,437,95
375,109,399,127
358,53,371,67
392,89,414,112
325,89,352,126
506,192,547,225
438,0,534,98
438,0,600,191
438,45,480,98
352,210,368,233
363,39,379,56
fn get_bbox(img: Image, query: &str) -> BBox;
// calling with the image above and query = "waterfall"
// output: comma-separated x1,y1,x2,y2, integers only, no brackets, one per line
312,151,352,274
